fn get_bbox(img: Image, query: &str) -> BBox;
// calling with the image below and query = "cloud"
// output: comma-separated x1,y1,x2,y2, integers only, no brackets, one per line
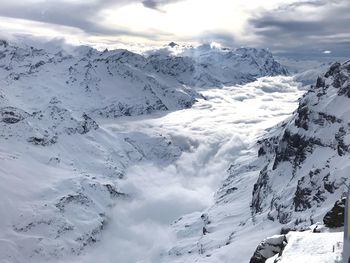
0,0,348,58
142,0,183,11
65,75,303,263
0,0,166,39
195,31,236,47
249,0,350,57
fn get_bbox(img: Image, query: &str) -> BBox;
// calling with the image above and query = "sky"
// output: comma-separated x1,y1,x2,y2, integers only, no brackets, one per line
0,0,349,57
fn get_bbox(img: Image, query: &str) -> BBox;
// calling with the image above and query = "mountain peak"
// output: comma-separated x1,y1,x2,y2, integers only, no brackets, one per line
168,41,178,48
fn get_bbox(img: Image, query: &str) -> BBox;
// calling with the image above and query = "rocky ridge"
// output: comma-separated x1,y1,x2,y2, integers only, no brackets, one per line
165,61,350,262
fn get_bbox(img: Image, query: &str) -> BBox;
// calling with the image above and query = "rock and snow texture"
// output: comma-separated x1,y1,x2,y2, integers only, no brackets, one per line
249,235,287,263
0,37,347,263
164,61,350,262
0,38,296,263
147,44,288,87
323,197,346,228
0,39,198,121
0,39,287,146
251,61,350,226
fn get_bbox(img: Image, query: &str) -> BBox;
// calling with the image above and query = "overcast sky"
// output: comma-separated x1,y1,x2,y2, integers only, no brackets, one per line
0,0,349,57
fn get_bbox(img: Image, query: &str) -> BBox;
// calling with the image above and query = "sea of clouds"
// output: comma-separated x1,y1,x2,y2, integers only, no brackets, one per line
68,76,304,263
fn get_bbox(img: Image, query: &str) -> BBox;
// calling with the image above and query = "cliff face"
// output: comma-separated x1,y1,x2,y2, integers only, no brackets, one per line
165,61,350,263
251,61,350,227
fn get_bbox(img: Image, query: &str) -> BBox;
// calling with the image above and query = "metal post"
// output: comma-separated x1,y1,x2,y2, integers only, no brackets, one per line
344,187,350,263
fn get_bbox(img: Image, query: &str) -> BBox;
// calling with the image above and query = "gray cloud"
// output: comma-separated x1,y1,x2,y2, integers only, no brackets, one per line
250,0,350,57
142,0,183,10
0,0,113,33
0,0,170,38
0,0,348,59
195,31,236,47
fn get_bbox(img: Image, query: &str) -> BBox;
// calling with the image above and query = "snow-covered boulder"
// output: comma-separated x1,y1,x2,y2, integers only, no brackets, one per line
250,235,287,263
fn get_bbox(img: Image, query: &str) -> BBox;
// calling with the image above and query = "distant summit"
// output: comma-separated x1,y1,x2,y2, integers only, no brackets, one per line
168,41,178,48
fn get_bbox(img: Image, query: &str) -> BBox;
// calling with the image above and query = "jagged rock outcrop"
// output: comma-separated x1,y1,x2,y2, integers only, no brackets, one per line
323,197,346,228
249,60,350,227
162,61,349,263
0,106,30,124
249,235,287,263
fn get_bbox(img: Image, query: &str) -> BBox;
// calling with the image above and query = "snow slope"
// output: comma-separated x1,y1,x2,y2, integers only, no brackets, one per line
274,230,343,263
0,36,298,263
1,38,346,263
0,40,198,121
164,61,350,263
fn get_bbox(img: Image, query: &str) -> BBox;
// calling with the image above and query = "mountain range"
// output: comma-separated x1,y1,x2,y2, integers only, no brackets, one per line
0,39,347,263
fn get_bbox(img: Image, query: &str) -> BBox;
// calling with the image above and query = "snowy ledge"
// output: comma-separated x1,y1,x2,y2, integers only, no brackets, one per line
266,227,343,263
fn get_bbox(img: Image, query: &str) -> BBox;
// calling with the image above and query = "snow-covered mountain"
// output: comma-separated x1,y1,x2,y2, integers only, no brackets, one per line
0,37,347,263
0,39,288,145
0,39,291,263
0,39,198,121
164,61,350,262
146,44,288,87
251,61,350,225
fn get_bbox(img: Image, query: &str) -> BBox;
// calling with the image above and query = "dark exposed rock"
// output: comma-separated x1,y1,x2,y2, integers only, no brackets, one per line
276,205,292,224
225,187,238,195
324,62,341,78
324,61,350,98
323,197,346,228
293,177,313,211
258,146,266,157
168,42,178,48
247,61,350,226
323,173,337,194
315,76,325,88
104,184,126,198
293,170,337,214
81,113,99,134
316,112,342,125
55,193,92,212
272,130,320,171
280,227,295,235
294,103,309,130
249,235,287,263
0,39,8,47
72,216,107,255
93,100,168,118
27,136,58,146
200,213,211,236
338,82,350,98
335,127,348,156
252,165,270,213
0,106,29,124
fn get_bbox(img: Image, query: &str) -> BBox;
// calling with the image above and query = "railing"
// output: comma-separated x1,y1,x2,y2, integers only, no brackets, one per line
344,186,350,263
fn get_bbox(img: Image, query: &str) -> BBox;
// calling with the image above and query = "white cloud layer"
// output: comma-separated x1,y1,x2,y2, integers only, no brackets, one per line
0,0,348,56
69,76,303,263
